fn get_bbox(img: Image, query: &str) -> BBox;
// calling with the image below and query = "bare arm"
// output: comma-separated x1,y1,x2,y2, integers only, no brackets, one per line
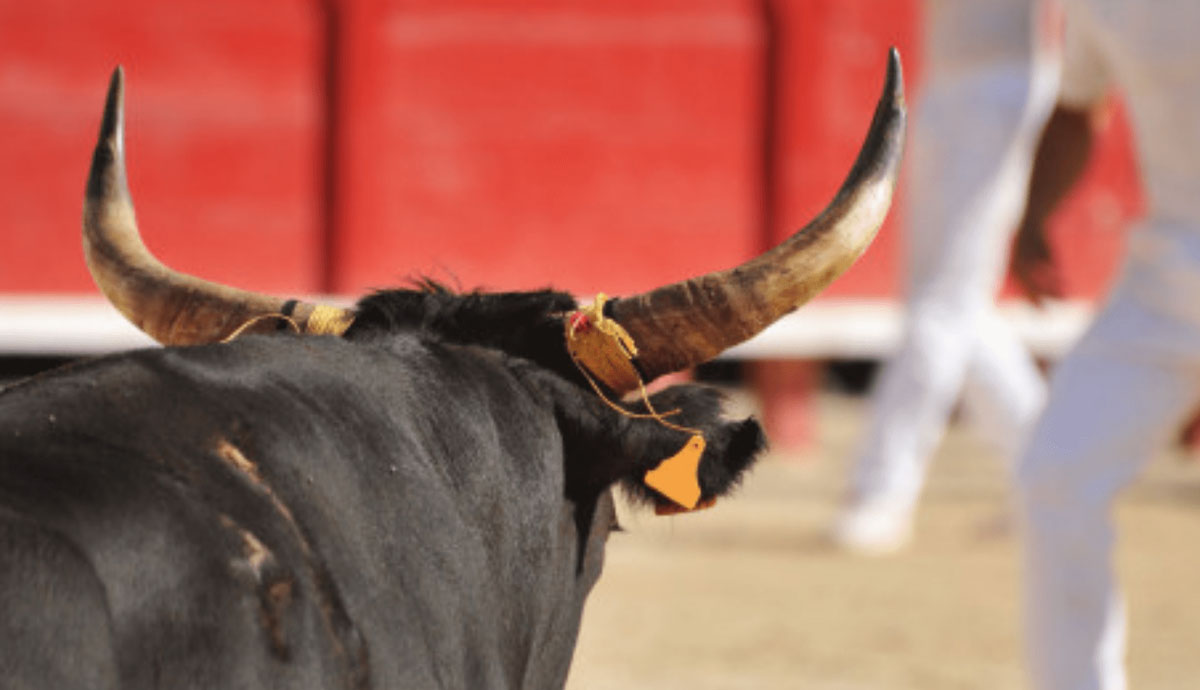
1012,104,1097,305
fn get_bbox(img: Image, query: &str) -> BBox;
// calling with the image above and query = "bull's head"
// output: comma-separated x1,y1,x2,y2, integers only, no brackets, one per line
82,51,905,518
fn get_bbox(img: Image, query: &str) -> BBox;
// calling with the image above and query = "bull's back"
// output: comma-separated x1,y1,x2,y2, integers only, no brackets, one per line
0,364,354,688
0,336,583,688
0,506,118,689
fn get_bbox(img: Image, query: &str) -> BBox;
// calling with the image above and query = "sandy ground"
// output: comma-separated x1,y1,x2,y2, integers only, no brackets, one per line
566,391,1200,690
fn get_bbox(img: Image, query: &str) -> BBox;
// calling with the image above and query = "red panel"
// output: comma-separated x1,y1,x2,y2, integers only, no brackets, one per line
331,0,765,296
0,0,324,294
750,359,817,451
0,0,1142,310
767,0,922,299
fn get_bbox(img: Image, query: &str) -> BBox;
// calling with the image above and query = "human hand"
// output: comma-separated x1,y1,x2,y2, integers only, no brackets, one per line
1011,223,1064,307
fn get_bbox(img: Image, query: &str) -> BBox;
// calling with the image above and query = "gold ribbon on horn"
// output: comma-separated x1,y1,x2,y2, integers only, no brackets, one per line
304,305,355,336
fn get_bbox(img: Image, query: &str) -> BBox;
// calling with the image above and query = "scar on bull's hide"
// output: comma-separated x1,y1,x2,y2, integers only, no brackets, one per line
216,437,262,484
218,513,271,580
212,438,366,672
261,577,296,659
214,437,302,531
217,513,295,659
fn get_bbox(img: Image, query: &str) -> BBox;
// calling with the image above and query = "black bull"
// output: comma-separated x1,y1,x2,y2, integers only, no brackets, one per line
0,52,904,689
0,291,761,688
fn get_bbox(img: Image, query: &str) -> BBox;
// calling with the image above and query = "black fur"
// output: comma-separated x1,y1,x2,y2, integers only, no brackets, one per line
348,283,583,387
0,285,765,689
347,284,765,512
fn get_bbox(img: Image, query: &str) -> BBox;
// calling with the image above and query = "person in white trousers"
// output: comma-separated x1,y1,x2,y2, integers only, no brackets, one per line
833,0,1061,553
1013,2,1200,688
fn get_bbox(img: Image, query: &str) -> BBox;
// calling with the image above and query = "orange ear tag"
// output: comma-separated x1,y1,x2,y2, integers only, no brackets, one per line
644,434,706,510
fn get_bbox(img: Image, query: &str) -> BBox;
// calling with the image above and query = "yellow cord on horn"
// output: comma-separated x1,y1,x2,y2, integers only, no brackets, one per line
221,314,300,343
221,304,354,343
304,305,355,336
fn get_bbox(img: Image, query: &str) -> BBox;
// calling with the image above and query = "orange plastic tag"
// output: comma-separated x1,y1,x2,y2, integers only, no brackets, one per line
644,435,705,510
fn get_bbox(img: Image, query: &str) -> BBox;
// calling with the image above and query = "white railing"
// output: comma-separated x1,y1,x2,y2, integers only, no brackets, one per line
0,295,1093,360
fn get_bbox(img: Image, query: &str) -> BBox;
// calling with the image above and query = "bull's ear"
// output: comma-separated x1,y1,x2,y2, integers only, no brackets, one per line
553,382,765,511
619,386,765,511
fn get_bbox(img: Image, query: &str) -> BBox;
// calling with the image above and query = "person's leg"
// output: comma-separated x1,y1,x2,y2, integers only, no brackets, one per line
918,0,1060,466
1017,287,1200,690
836,0,1058,553
837,293,983,552
960,309,1046,463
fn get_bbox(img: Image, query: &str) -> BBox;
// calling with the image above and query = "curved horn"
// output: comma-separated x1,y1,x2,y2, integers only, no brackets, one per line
608,47,906,385
82,67,353,345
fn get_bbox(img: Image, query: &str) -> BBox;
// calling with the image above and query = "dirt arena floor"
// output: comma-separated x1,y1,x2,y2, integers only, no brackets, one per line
566,390,1200,690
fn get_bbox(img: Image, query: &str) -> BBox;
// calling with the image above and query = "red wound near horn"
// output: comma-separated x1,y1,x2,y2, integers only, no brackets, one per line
569,312,591,333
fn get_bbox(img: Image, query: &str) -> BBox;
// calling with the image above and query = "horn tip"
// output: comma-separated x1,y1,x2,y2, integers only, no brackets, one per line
884,47,905,110
87,66,128,202
100,66,125,143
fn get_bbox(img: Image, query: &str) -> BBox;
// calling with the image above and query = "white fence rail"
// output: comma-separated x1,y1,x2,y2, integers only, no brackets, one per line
0,295,1094,360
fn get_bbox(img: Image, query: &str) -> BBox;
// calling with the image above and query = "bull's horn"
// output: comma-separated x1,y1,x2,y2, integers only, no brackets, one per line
82,66,353,345
608,47,906,384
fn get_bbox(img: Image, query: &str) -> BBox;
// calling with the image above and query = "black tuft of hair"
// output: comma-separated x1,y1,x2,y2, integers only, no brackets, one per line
345,281,583,383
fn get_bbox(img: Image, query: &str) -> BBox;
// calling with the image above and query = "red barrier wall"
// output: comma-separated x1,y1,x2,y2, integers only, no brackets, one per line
0,0,325,294
0,0,1143,306
330,0,765,295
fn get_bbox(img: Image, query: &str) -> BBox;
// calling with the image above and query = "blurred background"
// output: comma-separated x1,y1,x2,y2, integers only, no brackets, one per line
4,1,1193,688
0,0,1141,438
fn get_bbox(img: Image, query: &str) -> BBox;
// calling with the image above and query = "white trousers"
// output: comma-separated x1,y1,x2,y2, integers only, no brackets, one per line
1017,231,1200,690
849,0,1059,509
1015,0,1200,686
